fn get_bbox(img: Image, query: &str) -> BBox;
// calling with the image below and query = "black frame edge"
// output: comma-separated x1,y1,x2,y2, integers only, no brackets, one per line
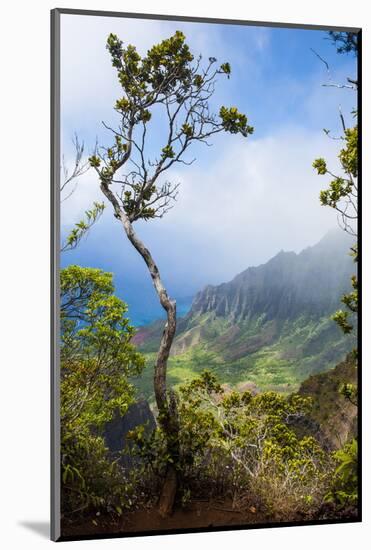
51,7,61,543
58,516,362,543
53,7,361,33
356,27,362,523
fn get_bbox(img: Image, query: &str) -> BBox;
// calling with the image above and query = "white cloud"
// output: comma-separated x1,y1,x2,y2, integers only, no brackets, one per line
150,125,342,283
60,13,267,142
61,15,171,119
59,14,354,292
60,165,102,227
61,123,343,290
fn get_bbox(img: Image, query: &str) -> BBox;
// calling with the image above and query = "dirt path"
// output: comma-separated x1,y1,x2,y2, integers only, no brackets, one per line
62,499,266,539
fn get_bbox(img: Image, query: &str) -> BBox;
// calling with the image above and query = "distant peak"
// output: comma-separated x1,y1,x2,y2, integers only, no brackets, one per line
272,249,296,259
189,227,355,323
318,227,355,245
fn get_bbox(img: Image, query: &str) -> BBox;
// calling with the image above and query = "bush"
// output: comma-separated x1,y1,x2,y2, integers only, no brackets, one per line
61,426,139,520
325,439,358,506
60,266,145,520
129,370,335,519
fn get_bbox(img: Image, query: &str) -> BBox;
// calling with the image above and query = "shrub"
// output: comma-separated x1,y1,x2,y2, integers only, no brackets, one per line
129,370,334,519
325,439,358,506
60,266,145,520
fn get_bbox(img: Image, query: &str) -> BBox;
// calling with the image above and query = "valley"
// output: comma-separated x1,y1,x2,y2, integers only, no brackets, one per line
133,230,357,401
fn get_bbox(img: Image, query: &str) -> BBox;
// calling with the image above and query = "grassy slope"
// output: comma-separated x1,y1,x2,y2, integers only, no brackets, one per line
133,313,356,402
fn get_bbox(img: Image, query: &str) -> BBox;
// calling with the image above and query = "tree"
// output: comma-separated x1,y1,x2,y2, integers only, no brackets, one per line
60,265,145,518
312,34,359,507
313,32,358,335
61,134,105,252
328,31,358,56
88,31,253,515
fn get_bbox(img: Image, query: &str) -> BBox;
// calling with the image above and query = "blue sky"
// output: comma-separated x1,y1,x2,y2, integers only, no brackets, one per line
60,14,357,325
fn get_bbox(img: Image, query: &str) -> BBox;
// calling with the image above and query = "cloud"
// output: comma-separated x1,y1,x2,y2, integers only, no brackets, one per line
143,125,343,283
59,14,356,298
61,123,343,294
60,166,102,227
60,14,267,143
61,15,170,119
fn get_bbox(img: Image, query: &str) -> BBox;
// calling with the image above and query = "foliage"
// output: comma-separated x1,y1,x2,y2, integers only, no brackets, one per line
61,202,105,252
129,371,333,519
328,32,358,55
313,124,358,238
313,38,358,335
61,135,105,252
89,30,253,223
61,429,140,520
339,377,358,407
332,271,357,334
325,439,358,505
60,265,145,519
311,38,358,515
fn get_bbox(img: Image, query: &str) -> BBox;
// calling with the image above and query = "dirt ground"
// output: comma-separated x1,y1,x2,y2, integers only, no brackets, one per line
61,499,267,539
61,498,359,539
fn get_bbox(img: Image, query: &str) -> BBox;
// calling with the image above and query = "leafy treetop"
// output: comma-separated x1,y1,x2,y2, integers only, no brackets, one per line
328,31,358,56
61,265,145,427
89,31,253,223
313,125,358,334
60,265,145,519
313,33,358,336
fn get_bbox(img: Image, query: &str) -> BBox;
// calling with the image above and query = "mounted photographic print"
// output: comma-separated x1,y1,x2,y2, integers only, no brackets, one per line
51,8,361,541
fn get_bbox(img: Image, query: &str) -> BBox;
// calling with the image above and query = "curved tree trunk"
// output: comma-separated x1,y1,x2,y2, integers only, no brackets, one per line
100,183,180,516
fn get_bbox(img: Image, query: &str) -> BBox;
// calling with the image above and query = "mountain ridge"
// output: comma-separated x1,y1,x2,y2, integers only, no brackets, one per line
134,229,356,397
187,229,355,324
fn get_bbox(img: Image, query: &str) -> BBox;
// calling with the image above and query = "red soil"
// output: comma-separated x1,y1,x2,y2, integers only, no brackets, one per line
61,499,265,539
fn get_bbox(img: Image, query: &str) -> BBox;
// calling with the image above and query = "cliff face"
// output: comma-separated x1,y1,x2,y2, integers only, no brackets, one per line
104,400,156,468
135,230,357,395
188,230,355,324
298,354,358,450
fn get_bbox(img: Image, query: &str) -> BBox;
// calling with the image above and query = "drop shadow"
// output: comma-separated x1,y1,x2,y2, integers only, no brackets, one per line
18,521,50,539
